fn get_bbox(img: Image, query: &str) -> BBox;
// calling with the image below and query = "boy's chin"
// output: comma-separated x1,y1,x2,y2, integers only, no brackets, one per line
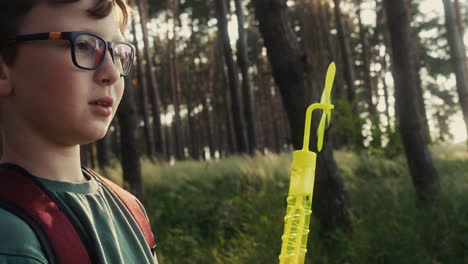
76,129,109,145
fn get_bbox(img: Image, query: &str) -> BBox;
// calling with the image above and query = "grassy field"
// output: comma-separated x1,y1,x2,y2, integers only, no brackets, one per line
104,144,468,263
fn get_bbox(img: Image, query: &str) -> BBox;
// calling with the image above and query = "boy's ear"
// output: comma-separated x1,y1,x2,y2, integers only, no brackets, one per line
0,57,13,96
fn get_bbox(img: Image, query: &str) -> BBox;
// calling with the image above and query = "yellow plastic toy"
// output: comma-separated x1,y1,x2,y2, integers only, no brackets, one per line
279,62,336,264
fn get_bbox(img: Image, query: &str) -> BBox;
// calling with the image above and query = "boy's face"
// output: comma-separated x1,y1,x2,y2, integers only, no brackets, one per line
0,0,126,146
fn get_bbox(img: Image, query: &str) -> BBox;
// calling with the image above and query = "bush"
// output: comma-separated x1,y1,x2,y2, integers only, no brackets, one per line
106,144,468,264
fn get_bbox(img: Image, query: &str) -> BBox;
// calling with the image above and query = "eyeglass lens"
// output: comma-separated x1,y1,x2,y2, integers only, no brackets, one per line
74,34,133,75
113,43,133,75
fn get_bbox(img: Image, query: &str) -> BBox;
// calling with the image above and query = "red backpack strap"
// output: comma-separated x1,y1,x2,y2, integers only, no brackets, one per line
0,165,93,264
86,168,156,251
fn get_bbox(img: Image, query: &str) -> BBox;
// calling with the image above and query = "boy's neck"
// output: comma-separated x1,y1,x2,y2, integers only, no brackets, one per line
0,129,88,183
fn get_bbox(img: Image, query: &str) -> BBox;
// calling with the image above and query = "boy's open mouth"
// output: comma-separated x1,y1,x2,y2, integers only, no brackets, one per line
91,102,109,107
89,97,114,108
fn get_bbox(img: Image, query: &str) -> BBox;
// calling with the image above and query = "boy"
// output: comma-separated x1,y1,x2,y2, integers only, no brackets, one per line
0,0,158,263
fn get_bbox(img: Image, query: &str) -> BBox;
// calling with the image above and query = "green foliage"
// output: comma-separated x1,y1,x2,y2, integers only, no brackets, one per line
354,152,407,179
142,153,292,264
332,98,366,151
344,151,468,263
423,54,452,77
99,143,468,264
146,0,168,17
412,0,452,77
179,0,212,24
426,83,457,142
410,0,460,141
146,0,212,23
380,123,404,159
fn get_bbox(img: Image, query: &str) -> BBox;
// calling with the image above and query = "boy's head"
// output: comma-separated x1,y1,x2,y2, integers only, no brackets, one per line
0,0,131,66
0,0,133,147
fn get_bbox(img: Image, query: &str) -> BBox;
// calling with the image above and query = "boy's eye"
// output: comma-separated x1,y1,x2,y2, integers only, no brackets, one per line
76,41,94,52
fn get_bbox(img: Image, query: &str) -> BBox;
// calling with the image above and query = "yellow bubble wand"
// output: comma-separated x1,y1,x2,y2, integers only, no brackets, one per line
279,62,336,264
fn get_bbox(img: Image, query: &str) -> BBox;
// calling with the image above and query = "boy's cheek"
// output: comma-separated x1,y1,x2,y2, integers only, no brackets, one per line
114,80,125,107
13,48,76,88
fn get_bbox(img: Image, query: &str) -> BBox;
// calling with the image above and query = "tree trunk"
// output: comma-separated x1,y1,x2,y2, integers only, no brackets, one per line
214,0,249,154
0,131,3,159
204,40,217,158
253,0,351,233
80,144,89,167
89,143,97,169
168,1,185,160
406,0,431,144
383,0,439,201
333,0,356,103
322,0,344,100
453,0,464,36
187,26,205,160
165,122,174,161
117,70,144,203
216,35,237,154
255,76,265,151
313,132,351,234
96,134,111,172
442,0,468,148
110,120,121,161
319,0,335,63
185,59,200,160
357,0,376,116
272,87,284,153
414,53,431,143
298,0,325,95
136,0,167,160
130,1,154,159
254,61,266,151
235,0,258,154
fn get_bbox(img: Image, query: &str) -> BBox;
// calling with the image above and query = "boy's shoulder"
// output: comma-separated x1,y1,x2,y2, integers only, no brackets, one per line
0,208,48,263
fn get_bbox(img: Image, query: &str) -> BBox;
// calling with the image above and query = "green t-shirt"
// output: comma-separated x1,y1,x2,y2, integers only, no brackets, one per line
0,165,158,264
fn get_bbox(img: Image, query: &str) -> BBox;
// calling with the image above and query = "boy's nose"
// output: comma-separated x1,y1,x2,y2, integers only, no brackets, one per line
94,51,121,86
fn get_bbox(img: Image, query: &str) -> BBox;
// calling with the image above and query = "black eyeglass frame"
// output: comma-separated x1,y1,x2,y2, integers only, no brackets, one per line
7,31,135,77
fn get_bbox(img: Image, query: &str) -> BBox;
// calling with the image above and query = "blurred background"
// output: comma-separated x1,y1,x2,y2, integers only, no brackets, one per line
78,0,467,263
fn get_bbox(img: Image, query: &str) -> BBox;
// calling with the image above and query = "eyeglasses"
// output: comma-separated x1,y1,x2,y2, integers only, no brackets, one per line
7,31,135,77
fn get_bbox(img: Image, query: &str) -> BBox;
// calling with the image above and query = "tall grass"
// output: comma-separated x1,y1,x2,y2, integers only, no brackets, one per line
104,144,468,263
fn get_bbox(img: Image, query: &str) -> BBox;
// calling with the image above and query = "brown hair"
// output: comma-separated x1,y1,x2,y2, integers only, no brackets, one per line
0,0,132,66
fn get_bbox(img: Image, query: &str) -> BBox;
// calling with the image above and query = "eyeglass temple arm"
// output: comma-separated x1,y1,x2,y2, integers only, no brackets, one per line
7,32,66,44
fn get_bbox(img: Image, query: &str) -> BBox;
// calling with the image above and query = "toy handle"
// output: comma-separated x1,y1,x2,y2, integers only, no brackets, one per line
279,151,316,264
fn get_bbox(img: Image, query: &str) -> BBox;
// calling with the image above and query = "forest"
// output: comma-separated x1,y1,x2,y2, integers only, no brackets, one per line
77,0,467,263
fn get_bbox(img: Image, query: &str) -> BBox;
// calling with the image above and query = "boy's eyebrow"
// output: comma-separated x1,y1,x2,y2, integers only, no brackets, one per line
79,29,125,42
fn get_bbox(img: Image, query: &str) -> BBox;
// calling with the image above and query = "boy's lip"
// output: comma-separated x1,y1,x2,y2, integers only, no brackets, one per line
89,96,114,107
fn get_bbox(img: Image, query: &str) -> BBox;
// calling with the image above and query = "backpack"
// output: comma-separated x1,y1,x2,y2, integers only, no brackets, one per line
0,163,156,264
